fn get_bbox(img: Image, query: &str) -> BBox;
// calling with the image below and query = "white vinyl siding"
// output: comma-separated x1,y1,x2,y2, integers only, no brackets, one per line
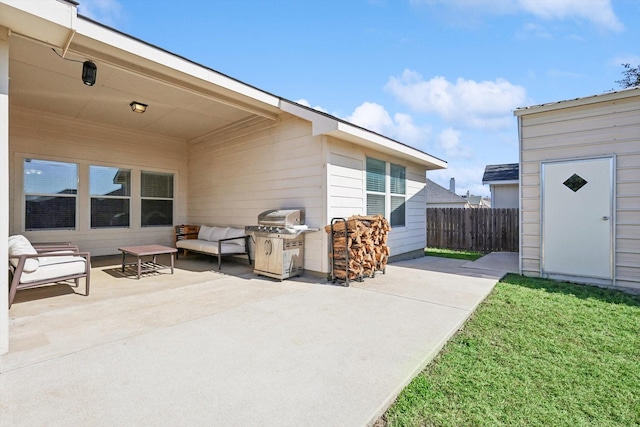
328,138,427,260
518,92,640,292
9,108,187,255
187,114,324,273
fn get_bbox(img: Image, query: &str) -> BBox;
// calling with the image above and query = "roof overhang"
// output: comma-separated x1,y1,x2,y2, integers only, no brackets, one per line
514,86,640,116
483,180,519,186
0,0,281,142
281,100,447,170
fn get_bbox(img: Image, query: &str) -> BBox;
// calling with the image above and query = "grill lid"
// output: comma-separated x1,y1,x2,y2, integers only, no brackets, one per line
257,209,304,227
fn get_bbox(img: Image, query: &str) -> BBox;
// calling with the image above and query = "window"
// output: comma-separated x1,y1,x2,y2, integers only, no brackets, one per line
390,163,406,227
90,166,131,228
141,171,174,227
366,157,406,227
24,159,78,230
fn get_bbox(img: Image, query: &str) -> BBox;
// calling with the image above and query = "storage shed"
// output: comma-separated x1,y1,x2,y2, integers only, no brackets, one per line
514,87,640,292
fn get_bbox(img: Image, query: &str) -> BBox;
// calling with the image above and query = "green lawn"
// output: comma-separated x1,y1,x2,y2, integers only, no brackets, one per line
382,274,640,426
425,247,484,261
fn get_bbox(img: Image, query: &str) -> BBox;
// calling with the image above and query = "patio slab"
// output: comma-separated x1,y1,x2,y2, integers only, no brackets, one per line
1,254,506,426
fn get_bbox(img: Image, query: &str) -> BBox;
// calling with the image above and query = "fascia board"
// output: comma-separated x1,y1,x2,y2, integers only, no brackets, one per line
331,121,447,169
0,0,77,46
514,87,640,116
74,18,280,109
281,100,447,170
483,180,519,185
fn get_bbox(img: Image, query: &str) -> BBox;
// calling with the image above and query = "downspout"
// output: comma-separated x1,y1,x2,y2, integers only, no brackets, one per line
61,29,76,57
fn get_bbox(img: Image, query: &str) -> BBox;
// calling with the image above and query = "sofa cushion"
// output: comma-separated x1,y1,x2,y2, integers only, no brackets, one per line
199,241,247,255
198,225,213,241
224,228,246,248
176,239,205,252
8,235,39,273
209,227,229,242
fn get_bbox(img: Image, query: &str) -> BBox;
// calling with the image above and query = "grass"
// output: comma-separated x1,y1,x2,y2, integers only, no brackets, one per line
382,274,640,427
425,247,484,261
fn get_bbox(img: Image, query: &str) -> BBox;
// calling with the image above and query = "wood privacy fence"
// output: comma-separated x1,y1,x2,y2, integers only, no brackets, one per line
426,208,519,253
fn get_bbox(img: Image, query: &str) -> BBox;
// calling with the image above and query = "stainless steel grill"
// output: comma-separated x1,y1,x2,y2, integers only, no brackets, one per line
245,209,312,280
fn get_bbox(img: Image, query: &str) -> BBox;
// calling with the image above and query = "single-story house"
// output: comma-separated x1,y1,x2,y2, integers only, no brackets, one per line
462,194,491,209
426,178,470,208
514,87,640,293
482,163,519,208
0,1,446,353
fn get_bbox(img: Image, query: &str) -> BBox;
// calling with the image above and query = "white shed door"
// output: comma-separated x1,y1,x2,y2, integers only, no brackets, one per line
542,157,613,280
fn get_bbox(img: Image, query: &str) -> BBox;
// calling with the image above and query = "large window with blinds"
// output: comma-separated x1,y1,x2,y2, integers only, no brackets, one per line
90,165,131,228
366,157,406,227
141,171,174,227
24,159,78,230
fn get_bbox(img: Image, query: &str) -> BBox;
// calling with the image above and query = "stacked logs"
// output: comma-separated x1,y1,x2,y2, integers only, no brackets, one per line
325,215,391,281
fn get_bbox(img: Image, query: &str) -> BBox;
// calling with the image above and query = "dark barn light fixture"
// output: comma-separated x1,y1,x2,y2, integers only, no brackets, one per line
130,101,148,113
82,61,97,86
51,49,98,87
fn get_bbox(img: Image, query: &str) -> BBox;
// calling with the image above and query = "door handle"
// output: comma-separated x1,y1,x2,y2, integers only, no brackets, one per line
602,216,609,221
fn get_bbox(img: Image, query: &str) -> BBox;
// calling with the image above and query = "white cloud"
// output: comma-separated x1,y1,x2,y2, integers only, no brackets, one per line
385,69,526,130
438,128,472,159
77,0,123,26
346,102,432,147
517,0,623,32
412,0,623,32
294,99,329,114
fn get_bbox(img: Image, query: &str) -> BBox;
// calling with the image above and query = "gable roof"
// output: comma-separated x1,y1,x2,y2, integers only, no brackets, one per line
482,163,519,184
0,0,447,170
426,179,468,204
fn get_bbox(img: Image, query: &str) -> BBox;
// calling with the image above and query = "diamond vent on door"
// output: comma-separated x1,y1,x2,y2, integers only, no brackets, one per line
563,173,588,192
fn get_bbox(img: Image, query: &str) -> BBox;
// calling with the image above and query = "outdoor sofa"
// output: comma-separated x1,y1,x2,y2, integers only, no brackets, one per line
175,225,251,270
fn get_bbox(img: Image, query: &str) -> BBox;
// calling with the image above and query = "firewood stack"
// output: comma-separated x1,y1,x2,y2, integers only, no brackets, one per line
325,215,391,281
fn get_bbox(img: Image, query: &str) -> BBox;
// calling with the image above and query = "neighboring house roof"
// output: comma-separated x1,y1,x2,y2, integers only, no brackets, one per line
464,195,491,208
482,163,519,185
426,179,468,205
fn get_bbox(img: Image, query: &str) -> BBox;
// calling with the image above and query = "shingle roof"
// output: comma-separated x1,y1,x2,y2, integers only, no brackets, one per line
426,179,468,204
482,163,519,183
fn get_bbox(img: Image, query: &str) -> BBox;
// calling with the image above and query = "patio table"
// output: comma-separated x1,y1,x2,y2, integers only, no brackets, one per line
118,244,177,280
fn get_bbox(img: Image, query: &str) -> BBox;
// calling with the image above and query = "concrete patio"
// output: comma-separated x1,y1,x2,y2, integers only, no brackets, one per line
1,252,518,426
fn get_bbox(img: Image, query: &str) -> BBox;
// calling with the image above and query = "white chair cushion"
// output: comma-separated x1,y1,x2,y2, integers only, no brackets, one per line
8,235,39,273
19,258,87,284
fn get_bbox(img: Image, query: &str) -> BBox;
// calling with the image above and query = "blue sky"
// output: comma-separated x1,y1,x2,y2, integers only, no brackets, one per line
79,0,639,196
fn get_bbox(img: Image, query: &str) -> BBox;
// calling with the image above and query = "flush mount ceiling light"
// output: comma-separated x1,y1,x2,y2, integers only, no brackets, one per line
82,61,97,86
129,101,148,113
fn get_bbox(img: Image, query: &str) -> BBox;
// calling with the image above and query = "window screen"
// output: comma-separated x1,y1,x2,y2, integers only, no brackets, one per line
141,171,174,227
24,159,77,230
90,166,131,228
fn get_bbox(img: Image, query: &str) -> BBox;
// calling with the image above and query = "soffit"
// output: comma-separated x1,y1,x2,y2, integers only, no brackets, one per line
8,34,277,141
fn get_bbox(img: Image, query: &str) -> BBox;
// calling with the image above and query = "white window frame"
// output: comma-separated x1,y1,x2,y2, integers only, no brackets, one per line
366,157,406,228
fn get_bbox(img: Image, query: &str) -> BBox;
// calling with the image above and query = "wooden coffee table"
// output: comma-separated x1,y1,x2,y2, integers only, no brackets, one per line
118,244,178,279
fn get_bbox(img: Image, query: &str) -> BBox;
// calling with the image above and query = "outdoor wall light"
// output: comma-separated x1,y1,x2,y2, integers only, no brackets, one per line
130,101,148,113
82,61,97,86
